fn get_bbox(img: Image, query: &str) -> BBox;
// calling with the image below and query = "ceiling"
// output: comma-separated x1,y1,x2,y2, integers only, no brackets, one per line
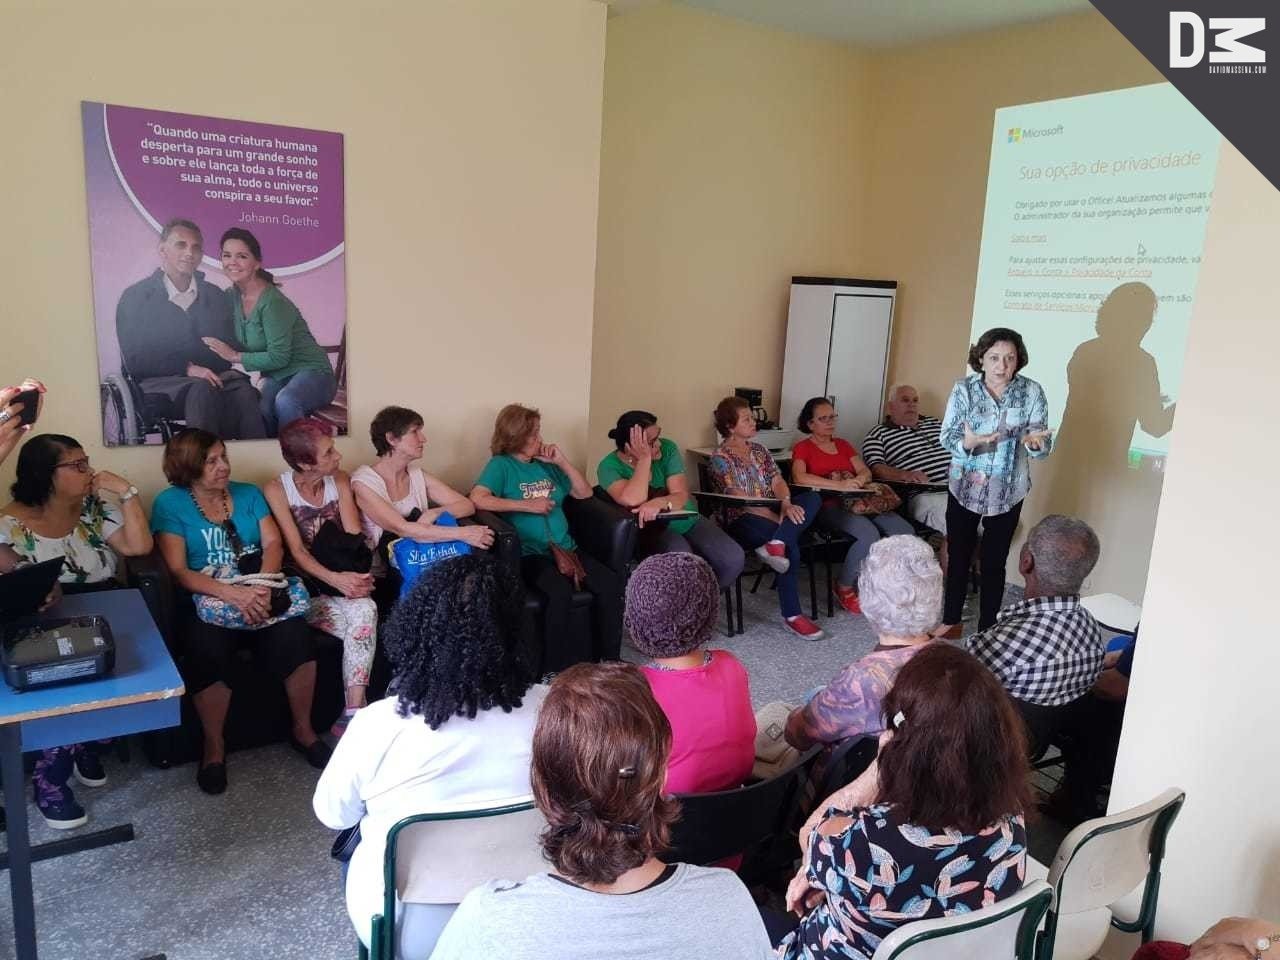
605,0,1095,49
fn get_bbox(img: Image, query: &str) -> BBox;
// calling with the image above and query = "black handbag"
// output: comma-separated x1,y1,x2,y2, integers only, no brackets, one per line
305,520,373,596
330,824,361,862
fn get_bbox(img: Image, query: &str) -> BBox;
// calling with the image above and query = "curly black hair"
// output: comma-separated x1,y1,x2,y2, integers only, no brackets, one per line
381,552,534,729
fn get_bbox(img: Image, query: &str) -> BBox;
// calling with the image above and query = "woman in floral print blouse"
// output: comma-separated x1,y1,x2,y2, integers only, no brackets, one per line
777,644,1033,959
0,433,152,832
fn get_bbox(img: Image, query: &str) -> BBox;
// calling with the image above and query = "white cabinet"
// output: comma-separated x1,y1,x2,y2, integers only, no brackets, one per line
779,277,896,449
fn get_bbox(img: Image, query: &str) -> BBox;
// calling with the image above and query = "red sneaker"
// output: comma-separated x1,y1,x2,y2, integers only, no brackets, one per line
755,540,790,574
785,615,825,641
834,586,862,615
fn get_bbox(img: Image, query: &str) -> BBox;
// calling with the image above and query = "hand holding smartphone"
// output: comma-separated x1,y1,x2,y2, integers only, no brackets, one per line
10,387,41,426
0,379,46,466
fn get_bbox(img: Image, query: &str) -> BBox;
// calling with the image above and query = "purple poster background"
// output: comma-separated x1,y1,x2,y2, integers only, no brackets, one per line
81,101,347,442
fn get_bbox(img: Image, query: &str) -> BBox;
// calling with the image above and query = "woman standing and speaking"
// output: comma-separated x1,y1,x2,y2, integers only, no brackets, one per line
937,327,1052,636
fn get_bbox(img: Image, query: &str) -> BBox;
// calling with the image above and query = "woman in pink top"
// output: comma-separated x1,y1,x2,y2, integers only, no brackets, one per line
626,552,755,795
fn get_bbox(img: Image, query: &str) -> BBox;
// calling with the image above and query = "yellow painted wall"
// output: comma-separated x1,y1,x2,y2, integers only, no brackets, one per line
862,12,1164,598
589,2,873,471
0,0,606,504
1106,141,1280,940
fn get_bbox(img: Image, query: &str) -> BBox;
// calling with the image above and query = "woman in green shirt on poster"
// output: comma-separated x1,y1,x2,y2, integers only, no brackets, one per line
470,404,622,673
202,227,336,437
597,410,743,589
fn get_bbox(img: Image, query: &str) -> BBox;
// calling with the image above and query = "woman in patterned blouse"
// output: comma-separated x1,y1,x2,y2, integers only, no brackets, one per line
778,644,1033,959
0,433,152,831
937,328,1052,635
265,418,378,738
707,397,823,641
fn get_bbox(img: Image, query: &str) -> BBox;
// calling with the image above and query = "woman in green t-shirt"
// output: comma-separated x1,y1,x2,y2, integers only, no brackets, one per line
201,228,337,437
597,410,743,589
470,404,622,673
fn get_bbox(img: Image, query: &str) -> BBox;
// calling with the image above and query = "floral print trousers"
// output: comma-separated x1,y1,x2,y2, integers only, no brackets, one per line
306,596,377,691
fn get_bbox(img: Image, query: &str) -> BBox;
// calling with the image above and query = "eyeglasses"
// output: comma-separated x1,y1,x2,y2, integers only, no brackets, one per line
55,458,91,473
814,415,839,423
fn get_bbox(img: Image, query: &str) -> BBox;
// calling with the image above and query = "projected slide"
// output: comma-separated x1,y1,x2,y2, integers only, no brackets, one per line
969,83,1219,470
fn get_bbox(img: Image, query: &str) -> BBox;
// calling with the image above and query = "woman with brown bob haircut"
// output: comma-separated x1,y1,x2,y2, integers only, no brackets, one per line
152,428,326,795
430,662,774,959
470,404,621,672
779,644,1033,959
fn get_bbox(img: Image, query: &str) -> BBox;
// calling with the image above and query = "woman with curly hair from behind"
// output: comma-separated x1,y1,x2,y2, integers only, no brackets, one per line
312,553,543,959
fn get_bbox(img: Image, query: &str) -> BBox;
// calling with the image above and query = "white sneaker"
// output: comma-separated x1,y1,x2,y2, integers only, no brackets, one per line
755,541,790,574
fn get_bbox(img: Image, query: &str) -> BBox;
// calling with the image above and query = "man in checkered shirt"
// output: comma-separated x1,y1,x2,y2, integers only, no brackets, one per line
966,514,1104,757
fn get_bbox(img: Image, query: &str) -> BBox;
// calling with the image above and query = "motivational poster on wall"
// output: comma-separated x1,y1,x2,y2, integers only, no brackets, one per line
81,101,347,445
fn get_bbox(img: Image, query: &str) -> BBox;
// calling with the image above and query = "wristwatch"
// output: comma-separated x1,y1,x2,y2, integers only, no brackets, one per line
120,485,140,503
1256,934,1280,960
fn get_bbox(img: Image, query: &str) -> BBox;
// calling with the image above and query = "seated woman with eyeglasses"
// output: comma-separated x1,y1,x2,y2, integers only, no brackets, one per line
0,432,151,831
152,428,327,795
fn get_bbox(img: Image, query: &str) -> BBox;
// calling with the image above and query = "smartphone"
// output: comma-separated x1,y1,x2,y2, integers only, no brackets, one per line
10,388,40,426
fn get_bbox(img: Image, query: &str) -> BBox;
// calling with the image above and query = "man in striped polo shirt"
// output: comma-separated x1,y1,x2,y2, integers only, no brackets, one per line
861,384,951,534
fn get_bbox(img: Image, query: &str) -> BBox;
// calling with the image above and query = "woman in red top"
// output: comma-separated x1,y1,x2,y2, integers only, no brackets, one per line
791,397,914,614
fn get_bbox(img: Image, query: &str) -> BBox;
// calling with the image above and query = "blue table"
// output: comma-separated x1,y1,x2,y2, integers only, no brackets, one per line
0,589,184,960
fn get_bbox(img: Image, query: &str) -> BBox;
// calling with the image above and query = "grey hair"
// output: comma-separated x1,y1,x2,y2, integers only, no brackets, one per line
886,384,915,403
857,535,943,638
1025,515,1100,595
160,218,203,243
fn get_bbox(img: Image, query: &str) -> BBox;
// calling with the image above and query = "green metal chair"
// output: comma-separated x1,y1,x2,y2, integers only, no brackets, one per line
1030,787,1185,960
359,800,546,960
870,879,1053,960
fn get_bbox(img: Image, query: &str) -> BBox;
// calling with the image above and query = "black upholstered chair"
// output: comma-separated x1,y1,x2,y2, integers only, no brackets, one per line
476,495,636,677
126,548,345,767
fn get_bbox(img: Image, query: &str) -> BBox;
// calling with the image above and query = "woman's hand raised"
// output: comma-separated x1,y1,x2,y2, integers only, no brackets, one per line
1023,428,1052,452
623,424,652,463
963,422,999,452
91,470,134,498
534,442,568,467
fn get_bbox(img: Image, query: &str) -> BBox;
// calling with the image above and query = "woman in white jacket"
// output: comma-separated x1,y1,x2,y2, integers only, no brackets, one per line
313,552,544,959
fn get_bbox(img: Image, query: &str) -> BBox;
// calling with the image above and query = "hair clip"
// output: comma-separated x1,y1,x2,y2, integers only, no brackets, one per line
892,710,907,729
617,766,637,779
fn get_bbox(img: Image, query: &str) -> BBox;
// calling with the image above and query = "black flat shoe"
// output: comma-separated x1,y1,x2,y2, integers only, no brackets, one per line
291,737,332,770
197,761,227,795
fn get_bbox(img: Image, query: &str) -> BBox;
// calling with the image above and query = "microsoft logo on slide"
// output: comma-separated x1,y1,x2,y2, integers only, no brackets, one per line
1006,124,1063,143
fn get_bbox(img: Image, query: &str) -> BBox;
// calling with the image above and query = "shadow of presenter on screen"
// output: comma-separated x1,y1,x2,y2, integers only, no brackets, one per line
1055,281,1177,484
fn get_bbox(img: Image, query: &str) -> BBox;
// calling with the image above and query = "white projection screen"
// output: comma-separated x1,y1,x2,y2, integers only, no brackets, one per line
968,83,1221,598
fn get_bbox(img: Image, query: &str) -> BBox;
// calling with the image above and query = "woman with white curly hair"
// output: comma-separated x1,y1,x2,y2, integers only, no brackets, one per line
784,535,941,751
